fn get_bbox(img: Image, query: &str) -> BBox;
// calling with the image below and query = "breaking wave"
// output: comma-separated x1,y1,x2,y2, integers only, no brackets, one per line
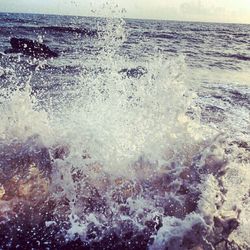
0,15,249,250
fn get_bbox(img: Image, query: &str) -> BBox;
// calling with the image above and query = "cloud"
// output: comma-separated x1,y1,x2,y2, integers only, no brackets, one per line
179,0,224,21
179,0,250,23
181,1,209,15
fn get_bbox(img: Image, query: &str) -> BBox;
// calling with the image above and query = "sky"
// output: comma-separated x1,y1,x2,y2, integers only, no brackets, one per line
0,0,250,24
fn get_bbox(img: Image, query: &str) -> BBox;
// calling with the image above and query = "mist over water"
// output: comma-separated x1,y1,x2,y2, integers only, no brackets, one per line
0,11,249,249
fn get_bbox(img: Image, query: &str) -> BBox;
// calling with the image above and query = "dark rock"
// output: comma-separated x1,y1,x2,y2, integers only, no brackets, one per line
4,37,59,58
0,134,52,182
214,217,239,238
119,66,148,79
0,135,58,248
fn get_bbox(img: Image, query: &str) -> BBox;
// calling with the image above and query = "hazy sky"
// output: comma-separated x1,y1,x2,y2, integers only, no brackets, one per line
0,0,250,24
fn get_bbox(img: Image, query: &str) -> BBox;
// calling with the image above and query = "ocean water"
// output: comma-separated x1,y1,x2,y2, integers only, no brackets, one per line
0,12,249,249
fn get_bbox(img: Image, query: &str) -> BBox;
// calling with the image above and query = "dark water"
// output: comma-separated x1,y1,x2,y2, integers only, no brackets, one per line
0,12,249,249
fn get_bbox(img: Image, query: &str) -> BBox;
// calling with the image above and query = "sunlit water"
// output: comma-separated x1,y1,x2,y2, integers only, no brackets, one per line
0,12,249,249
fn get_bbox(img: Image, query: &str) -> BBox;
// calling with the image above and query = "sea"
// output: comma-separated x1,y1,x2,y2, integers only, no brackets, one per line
0,12,249,249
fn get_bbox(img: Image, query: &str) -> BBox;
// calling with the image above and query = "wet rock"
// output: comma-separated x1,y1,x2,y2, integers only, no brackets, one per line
0,135,63,248
145,215,162,232
0,135,53,222
4,37,59,58
203,155,227,176
0,134,244,249
52,145,70,160
111,178,141,203
214,217,239,239
0,134,52,182
232,140,250,151
118,66,148,79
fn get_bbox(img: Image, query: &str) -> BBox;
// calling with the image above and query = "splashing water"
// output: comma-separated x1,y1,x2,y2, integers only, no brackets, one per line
0,12,249,250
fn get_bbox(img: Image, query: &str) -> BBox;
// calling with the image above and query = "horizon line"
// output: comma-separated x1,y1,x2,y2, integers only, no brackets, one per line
0,10,250,26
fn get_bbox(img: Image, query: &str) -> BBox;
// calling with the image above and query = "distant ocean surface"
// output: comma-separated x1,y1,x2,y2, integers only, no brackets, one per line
0,12,249,249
